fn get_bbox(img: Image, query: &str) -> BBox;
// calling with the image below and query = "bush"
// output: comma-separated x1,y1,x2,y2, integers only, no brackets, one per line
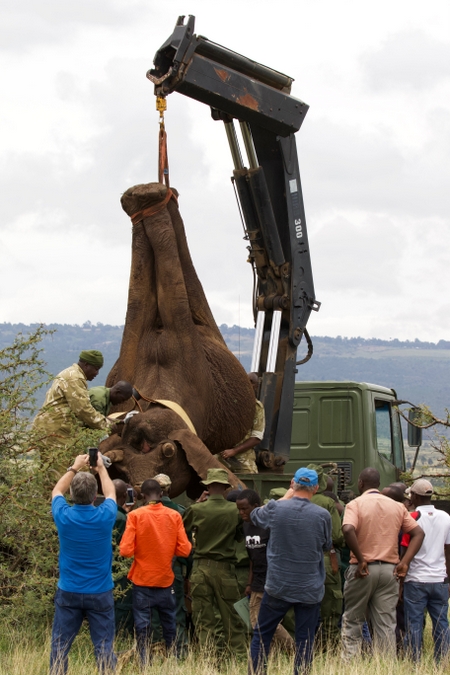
0,327,106,628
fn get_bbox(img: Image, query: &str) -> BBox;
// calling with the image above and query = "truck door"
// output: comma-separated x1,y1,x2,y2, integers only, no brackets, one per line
374,398,405,474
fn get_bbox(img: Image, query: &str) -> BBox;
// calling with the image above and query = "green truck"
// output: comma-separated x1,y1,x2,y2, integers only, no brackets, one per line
239,381,413,498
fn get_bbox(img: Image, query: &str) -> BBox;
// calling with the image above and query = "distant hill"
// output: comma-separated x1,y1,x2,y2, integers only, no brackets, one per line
2,322,450,418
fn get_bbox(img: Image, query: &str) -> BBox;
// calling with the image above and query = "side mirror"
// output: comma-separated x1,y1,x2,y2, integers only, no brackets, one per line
408,408,422,448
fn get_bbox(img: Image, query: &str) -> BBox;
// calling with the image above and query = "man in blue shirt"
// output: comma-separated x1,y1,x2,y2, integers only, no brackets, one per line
248,468,332,675
50,452,117,675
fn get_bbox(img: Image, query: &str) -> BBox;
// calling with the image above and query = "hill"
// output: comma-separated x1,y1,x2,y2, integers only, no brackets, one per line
1,322,450,419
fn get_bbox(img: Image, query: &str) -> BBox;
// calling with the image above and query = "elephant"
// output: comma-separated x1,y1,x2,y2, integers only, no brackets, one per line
100,182,255,497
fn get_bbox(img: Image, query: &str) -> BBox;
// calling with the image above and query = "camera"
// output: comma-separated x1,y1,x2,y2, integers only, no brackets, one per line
88,447,98,468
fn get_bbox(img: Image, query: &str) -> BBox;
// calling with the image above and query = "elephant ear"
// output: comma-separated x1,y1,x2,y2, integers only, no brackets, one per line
168,428,243,490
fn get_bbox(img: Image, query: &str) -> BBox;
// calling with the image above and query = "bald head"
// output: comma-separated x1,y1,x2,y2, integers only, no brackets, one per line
358,468,380,493
113,479,128,506
248,372,259,396
110,381,133,405
382,485,404,502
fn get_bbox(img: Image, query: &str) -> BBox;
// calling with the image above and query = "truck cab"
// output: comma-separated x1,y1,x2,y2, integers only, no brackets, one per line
240,381,405,498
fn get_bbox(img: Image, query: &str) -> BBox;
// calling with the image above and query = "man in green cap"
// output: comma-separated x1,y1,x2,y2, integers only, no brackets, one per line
33,351,111,472
308,464,344,648
183,468,247,659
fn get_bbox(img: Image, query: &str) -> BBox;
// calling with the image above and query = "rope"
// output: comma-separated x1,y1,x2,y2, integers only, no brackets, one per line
129,188,177,225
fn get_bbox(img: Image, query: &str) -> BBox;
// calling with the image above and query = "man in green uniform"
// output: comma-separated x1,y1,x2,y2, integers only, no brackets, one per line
220,373,264,474
33,351,111,474
308,464,344,648
183,469,247,659
152,473,191,655
89,381,134,416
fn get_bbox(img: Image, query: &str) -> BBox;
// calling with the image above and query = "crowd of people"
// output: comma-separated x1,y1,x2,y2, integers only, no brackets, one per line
37,349,450,673
49,455,450,675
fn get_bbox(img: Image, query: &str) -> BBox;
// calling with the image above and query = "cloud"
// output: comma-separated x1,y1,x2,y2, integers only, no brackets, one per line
0,0,149,51
361,30,450,91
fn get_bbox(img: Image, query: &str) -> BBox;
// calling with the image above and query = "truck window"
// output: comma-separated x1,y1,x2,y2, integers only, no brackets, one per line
375,400,393,462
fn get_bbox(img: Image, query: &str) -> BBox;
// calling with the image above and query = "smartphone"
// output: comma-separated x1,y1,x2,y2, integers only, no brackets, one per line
126,487,135,506
88,447,98,468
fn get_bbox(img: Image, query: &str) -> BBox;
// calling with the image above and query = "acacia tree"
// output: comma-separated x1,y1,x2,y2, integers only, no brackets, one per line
0,327,107,627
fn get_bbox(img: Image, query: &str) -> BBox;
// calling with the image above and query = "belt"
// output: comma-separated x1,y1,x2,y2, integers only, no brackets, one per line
193,558,235,571
367,561,395,565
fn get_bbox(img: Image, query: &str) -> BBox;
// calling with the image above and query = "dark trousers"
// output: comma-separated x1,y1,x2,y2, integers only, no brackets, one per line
249,591,320,675
404,581,450,661
132,584,177,664
50,588,116,675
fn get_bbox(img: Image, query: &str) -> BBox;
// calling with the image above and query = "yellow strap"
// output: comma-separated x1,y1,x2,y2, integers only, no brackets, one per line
154,399,197,436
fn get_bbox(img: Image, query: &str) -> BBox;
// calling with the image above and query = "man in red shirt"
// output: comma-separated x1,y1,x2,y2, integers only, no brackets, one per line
120,479,191,664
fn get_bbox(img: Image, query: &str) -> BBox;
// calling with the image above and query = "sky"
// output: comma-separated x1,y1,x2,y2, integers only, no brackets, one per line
1,0,449,341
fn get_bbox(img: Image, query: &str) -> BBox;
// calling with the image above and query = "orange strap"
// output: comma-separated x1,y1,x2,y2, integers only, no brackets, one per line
130,188,177,225
159,126,170,187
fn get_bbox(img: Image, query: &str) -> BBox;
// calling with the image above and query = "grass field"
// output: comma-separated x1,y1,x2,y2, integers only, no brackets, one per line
0,625,447,675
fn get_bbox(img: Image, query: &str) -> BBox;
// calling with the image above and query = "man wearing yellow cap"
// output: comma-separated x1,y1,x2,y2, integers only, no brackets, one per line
33,351,111,468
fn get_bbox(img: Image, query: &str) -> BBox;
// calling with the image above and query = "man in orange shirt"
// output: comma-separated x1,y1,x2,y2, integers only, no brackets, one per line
341,467,424,660
119,479,192,664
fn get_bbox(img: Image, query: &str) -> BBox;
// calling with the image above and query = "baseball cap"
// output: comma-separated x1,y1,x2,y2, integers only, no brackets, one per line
410,479,434,496
153,473,172,489
293,467,319,487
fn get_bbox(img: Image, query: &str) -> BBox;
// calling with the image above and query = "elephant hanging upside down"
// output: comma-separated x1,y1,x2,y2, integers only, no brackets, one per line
100,182,255,498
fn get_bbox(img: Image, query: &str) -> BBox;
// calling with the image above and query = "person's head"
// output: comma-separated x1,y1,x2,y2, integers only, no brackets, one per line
236,489,261,521
78,350,104,381
326,476,335,492
291,467,319,498
201,468,231,495
153,473,172,496
382,484,405,503
248,372,259,397
110,381,133,406
410,478,434,506
113,479,128,507
140,479,163,503
358,468,380,494
70,472,98,505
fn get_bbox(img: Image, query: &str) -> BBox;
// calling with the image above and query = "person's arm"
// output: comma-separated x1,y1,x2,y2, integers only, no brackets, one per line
61,375,110,430
343,524,368,577
221,436,260,459
52,454,89,498
395,525,425,578
445,545,450,584
94,453,116,502
175,514,193,558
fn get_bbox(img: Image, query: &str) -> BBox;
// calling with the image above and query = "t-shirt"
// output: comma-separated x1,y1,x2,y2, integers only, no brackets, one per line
343,490,418,564
250,497,332,605
52,495,117,593
243,521,269,593
405,505,450,583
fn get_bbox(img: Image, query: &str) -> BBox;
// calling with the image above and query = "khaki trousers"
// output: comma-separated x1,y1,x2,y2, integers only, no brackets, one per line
249,592,294,650
341,562,398,660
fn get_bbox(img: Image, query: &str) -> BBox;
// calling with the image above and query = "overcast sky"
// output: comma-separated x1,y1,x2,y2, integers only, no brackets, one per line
1,0,449,341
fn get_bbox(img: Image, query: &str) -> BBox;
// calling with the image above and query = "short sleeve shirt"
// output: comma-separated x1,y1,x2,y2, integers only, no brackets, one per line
52,496,117,593
343,490,418,564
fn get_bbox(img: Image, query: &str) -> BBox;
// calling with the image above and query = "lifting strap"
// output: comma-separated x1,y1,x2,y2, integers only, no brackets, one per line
157,96,170,187
131,388,198,436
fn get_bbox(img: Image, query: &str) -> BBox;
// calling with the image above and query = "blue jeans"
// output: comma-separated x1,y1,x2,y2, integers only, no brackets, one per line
404,581,450,661
50,588,116,674
249,591,320,675
132,584,177,664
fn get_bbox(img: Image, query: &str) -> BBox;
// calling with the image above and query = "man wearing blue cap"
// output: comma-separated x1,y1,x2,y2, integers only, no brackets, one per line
248,467,332,675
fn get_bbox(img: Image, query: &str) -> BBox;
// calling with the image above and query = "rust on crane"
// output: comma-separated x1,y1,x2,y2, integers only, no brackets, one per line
235,93,259,110
214,68,231,82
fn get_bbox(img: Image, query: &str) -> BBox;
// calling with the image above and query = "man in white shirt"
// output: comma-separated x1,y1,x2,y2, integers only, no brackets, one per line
403,478,450,662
